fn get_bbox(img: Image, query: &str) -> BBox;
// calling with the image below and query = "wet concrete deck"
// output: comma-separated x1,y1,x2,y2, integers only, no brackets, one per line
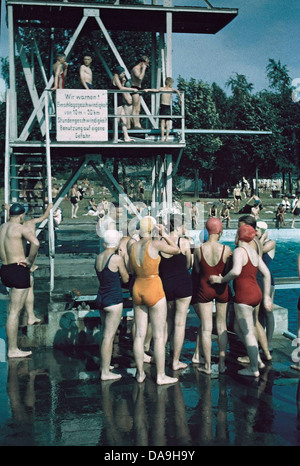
1,311,300,448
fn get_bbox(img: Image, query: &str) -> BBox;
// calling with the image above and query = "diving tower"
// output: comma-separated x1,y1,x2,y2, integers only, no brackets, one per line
4,0,240,290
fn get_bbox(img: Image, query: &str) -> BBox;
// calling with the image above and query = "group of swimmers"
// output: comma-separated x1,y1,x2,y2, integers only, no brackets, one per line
95,212,275,384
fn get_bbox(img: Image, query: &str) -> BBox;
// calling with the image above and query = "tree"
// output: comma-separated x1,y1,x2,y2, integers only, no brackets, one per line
175,76,222,195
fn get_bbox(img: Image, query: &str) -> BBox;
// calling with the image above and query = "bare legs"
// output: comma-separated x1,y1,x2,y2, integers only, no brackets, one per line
71,203,79,218
160,120,170,142
196,301,228,375
253,304,272,361
22,276,41,326
259,287,275,352
165,297,191,370
117,107,135,142
191,304,204,364
133,297,178,385
132,93,141,128
234,302,262,377
6,287,32,358
99,304,123,380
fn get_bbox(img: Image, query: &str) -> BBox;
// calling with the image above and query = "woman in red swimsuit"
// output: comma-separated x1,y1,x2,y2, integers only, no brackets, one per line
193,218,232,375
209,225,272,377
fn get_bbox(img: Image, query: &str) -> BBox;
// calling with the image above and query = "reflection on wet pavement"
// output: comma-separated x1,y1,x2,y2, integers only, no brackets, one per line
1,312,300,447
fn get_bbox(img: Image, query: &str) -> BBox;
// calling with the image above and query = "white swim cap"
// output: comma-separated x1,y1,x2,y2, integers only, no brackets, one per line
103,229,121,248
257,221,268,234
139,216,157,235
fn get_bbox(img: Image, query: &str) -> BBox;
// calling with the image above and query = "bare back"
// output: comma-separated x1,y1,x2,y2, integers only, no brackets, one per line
160,86,173,106
200,240,231,267
0,222,31,264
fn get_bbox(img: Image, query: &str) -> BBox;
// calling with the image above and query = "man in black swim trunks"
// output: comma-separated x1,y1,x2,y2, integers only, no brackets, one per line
0,203,40,358
130,55,149,128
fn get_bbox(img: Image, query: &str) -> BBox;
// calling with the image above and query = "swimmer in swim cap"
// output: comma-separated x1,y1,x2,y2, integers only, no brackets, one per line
9,203,26,217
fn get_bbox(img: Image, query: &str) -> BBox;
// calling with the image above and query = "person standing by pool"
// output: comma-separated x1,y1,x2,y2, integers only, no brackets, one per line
256,221,276,352
209,225,272,377
237,215,272,363
95,229,129,380
193,218,232,375
233,184,242,213
291,253,300,372
159,214,192,371
128,216,179,385
70,183,81,218
0,203,40,358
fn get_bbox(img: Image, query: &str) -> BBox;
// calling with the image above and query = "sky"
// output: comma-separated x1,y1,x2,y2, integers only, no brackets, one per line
172,0,300,93
0,0,299,96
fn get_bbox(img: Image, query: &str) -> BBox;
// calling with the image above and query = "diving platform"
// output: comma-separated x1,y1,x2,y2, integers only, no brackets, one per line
8,1,238,35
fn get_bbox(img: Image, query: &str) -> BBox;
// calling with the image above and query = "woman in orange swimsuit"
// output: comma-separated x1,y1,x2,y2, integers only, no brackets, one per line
128,216,180,385
193,218,232,375
209,225,272,378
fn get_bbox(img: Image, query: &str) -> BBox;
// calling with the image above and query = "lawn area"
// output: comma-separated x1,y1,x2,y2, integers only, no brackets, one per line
0,183,296,229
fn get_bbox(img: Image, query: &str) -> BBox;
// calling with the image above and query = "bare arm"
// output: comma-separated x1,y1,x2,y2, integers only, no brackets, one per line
193,246,201,274
209,248,244,284
155,226,180,255
257,255,272,310
26,203,53,226
21,226,40,266
52,64,63,90
117,256,130,284
262,239,275,255
180,237,192,270
79,65,90,90
131,63,147,81
113,74,137,92
173,88,182,102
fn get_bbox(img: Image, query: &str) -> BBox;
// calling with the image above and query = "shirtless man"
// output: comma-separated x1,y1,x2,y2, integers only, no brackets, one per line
5,202,53,326
79,55,93,89
130,55,149,128
51,53,68,90
145,77,182,141
0,204,40,358
233,183,242,213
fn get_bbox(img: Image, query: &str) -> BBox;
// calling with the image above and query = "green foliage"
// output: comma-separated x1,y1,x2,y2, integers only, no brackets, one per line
1,17,299,190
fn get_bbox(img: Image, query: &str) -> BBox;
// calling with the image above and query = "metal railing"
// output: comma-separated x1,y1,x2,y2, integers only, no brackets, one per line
108,89,185,143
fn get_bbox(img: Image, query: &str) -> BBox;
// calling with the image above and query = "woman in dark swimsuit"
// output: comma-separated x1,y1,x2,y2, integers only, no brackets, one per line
193,218,232,375
111,66,136,142
210,225,272,378
159,214,192,370
95,229,129,380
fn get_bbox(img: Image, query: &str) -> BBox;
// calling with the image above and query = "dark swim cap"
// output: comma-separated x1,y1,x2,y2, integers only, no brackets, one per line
9,203,25,216
115,66,125,75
